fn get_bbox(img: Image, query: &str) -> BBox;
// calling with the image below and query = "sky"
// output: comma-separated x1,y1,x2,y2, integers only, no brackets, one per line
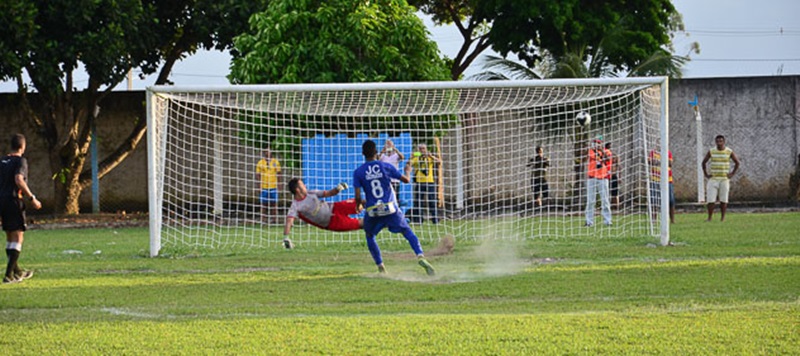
1,0,798,92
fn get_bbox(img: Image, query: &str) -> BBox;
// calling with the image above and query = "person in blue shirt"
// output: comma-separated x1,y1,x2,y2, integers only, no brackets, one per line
353,140,435,276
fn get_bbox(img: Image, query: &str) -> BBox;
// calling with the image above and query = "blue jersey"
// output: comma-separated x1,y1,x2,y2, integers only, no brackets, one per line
353,160,402,214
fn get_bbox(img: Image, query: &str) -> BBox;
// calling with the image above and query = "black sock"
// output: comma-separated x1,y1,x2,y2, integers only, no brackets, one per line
13,249,22,275
6,249,20,279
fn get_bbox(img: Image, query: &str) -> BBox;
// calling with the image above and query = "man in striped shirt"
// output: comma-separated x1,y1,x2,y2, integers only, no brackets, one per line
648,148,675,224
701,135,741,222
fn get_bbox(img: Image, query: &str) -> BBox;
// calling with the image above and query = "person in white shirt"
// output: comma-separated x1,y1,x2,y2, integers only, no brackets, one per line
282,178,362,249
377,139,405,205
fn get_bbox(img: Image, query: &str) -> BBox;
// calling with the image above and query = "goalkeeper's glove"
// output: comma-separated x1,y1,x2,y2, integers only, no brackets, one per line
336,182,349,191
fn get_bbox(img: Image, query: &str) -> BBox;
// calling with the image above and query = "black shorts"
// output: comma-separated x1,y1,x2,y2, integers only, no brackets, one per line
609,174,619,197
0,197,27,232
532,178,549,198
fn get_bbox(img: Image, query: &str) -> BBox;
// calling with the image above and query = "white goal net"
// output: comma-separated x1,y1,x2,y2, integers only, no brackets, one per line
147,78,670,256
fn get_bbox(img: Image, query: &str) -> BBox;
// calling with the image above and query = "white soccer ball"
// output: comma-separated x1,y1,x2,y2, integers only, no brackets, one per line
576,111,591,127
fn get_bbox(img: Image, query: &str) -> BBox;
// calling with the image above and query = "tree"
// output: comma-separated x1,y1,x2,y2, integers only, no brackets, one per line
486,0,682,70
409,0,491,80
0,0,267,214
229,0,452,169
229,0,450,84
411,0,683,79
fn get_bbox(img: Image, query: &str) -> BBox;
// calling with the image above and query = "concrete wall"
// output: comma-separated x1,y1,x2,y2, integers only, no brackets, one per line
0,92,149,213
669,76,799,202
0,75,797,213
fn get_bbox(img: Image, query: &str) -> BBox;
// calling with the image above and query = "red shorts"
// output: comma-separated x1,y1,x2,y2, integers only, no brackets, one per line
327,199,361,231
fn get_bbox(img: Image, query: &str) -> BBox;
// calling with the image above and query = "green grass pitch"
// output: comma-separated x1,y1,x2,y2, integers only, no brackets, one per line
1,212,798,354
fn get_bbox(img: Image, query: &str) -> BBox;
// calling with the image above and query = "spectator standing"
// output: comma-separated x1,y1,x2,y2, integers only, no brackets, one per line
256,147,281,224
584,136,612,227
648,148,676,224
377,139,405,205
702,135,741,222
605,143,620,210
407,143,440,224
526,146,550,207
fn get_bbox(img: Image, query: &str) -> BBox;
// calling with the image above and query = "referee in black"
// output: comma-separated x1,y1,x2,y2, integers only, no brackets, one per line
2,134,41,284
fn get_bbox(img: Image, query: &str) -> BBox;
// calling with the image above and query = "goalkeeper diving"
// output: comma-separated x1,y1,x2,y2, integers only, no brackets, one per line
282,178,363,249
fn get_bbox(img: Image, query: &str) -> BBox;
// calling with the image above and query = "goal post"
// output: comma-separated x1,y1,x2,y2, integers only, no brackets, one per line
146,78,670,257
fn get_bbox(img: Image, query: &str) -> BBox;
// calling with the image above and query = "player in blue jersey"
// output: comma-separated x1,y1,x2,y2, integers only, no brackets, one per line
353,140,435,276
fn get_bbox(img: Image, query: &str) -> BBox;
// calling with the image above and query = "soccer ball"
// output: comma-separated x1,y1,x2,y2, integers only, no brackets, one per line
576,111,591,127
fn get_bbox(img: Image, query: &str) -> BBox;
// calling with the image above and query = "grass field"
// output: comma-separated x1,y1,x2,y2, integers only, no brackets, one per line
1,212,798,354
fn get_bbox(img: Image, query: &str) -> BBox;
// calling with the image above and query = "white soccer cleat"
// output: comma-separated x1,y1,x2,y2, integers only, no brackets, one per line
336,182,349,191
283,238,294,249
16,270,34,281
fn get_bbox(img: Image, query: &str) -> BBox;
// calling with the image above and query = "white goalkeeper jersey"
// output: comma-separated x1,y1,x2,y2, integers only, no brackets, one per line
379,152,402,183
287,190,333,228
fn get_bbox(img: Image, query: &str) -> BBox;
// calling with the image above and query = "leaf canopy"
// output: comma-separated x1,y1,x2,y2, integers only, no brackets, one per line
230,0,451,84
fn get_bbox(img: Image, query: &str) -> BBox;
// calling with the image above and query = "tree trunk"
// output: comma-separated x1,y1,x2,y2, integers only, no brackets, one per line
450,30,491,80
62,171,83,215
48,129,86,215
37,90,91,215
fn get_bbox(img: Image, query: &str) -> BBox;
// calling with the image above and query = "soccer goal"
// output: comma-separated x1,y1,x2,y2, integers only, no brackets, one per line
146,78,670,257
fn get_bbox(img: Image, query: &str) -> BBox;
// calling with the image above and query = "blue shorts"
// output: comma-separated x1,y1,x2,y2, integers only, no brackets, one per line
364,210,412,238
260,189,278,204
649,182,675,207
669,183,675,206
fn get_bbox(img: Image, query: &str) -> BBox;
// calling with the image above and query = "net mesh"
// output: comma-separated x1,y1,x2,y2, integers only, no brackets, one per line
148,80,666,253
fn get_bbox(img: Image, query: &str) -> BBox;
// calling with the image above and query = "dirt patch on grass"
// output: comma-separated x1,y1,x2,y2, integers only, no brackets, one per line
393,235,455,259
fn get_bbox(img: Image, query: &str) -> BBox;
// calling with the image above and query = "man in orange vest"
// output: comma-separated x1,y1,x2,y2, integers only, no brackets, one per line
585,136,613,227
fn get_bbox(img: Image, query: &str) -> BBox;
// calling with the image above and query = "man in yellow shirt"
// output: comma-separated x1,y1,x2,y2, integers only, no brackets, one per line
702,135,741,222
407,143,441,224
256,148,281,224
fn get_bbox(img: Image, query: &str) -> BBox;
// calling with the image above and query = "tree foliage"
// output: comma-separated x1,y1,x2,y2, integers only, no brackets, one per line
230,0,452,169
229,0,451,84
0,1,36,79
0,0,266,214
484,0,681,72
411,0,683,79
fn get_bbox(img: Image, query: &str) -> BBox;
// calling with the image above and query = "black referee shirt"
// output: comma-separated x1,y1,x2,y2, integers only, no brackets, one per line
0,155,27,198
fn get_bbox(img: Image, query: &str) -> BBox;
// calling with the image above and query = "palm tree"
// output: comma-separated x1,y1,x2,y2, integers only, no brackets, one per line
467,54,544,81
468,48,690,81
